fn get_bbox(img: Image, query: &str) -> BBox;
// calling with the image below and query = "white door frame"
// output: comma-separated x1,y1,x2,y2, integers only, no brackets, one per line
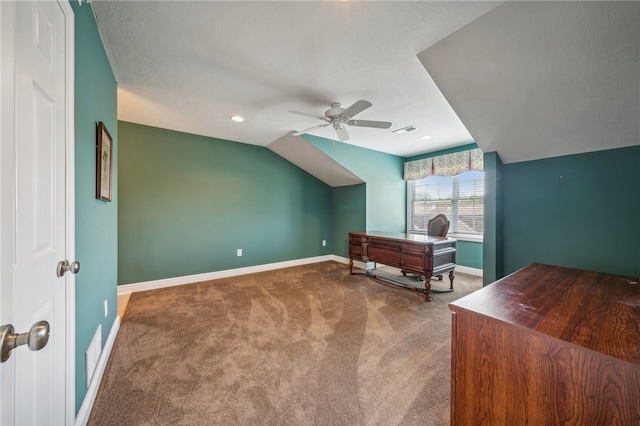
62,0,76,423
0,1,75,424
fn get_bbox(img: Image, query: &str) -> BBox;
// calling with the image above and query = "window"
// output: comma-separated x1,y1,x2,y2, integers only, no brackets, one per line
407,170,484,236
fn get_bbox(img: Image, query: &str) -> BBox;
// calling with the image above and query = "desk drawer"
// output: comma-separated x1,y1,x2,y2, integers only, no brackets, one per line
368,244,402,267
402,242,433,255
402,252,426,272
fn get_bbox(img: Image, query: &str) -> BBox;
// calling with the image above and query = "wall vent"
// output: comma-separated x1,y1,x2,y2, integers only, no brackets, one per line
85,324,102,387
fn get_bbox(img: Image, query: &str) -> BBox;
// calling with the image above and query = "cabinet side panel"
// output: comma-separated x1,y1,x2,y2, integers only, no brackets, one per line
450,309,640,425
451,309,506,425
450,310,457,426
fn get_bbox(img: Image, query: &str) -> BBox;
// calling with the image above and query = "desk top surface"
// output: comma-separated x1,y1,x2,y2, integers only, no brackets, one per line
449,263,640,366
350,231,455,244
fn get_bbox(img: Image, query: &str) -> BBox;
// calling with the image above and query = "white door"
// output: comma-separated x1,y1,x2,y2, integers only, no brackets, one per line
0,1,75,425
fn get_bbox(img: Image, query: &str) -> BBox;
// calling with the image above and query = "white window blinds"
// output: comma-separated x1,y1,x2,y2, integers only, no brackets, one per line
406,149,484,236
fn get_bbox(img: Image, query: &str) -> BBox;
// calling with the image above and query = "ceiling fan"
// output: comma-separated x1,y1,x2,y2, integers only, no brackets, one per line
291,100,392,142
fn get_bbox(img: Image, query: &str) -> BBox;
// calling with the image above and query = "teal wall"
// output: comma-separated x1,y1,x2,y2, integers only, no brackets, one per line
502,146,640,278
456,240,483,270
483,152,504,285
305,135,406,232
72,2,118,414
118,122,332,284
331,184,367,257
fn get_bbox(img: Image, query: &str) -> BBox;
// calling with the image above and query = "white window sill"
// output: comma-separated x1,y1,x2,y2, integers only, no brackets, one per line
450,233,483,243
408,231,483,243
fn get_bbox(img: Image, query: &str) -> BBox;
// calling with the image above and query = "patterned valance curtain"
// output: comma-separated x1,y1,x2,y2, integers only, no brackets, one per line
403,148,484,180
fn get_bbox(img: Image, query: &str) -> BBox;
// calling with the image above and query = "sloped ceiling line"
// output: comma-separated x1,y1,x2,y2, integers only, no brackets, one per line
267,132,364,188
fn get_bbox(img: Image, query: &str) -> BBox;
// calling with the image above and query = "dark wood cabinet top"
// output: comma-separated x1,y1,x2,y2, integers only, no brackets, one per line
349,231,455,244
449,263,640,366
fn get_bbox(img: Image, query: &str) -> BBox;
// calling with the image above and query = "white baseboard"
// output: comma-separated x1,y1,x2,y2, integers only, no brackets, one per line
455,265,483,277
117,255,483,296
117,255,334,295
75,316,121,426
330,255,372,270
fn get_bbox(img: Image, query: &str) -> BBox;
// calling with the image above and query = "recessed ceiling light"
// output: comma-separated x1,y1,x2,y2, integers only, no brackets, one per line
229,115,244,122
421,135,432,140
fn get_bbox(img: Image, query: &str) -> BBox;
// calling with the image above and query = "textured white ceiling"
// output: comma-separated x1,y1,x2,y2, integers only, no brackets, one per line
92,1,639,164
418,1,640,164
91,1,500,158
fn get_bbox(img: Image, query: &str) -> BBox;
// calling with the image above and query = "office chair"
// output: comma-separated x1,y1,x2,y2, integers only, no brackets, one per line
427,214,450,237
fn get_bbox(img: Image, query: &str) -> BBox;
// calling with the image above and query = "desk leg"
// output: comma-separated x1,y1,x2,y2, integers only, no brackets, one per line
424,273,432,302
449,270,455,290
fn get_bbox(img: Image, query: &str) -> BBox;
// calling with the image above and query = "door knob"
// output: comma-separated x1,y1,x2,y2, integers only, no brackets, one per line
0,321,50,363
56,259,80,277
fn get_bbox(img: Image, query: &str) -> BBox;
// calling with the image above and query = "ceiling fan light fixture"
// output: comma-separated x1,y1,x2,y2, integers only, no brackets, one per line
291,100,390,142
392,125,417,135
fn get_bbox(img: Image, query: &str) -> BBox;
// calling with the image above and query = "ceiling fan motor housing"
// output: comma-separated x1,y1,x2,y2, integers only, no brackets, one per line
325,103,346,120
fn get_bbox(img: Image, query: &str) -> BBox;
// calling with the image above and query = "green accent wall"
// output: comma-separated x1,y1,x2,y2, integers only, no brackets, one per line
456,240,483,270
72,2,118,414
118,122,332,284
502,146,640,278
304,135,406,233
483,151,504,285
331,184,367,257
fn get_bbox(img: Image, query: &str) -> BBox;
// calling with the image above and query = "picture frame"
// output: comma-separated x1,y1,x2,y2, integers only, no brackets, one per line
96,122,113,202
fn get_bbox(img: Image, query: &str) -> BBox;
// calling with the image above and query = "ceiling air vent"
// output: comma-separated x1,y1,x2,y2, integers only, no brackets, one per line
392,125,417,135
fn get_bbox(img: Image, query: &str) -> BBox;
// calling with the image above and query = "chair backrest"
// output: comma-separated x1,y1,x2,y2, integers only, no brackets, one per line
427,214,450,237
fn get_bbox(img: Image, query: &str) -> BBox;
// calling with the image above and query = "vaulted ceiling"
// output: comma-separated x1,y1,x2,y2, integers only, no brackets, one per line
418,1,639,164
92,1,639,166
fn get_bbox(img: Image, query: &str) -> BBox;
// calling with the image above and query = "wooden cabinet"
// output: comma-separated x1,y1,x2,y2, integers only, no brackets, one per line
449,263,640,425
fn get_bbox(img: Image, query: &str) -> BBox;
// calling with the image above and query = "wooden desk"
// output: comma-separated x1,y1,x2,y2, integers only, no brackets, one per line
348,231,456,301
449,263,640,425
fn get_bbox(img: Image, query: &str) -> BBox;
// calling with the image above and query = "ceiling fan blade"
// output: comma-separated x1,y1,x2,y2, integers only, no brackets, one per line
347,119,392,129
293,123,330,136
336,126,350,141
341,100,372,119
288,110,326,121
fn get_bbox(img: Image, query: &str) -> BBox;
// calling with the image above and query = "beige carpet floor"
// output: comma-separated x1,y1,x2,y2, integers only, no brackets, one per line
88,261,482,425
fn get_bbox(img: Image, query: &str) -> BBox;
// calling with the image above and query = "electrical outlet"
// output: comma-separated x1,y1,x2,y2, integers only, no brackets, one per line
237,248,242,256
104,300,108,318
322,240,326,247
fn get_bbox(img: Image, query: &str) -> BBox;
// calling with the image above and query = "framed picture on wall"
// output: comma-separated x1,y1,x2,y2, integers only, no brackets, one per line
96,122,113,201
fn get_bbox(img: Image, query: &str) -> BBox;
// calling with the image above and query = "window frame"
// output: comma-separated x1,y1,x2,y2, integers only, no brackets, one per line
406,171,484,242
